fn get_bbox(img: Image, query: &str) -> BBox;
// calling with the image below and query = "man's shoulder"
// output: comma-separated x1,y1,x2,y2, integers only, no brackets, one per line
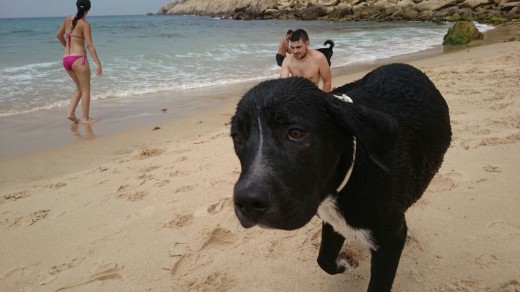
284,54,295,62
310,49,326,60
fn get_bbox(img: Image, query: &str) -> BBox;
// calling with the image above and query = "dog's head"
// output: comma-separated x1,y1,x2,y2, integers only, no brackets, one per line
230,77,397,230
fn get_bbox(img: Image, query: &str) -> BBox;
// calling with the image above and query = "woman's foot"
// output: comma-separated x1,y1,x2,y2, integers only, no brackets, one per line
82,118,99,124
67,115,79,123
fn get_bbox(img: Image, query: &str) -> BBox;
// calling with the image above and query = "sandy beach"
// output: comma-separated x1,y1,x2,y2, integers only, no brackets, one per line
1,25,520,291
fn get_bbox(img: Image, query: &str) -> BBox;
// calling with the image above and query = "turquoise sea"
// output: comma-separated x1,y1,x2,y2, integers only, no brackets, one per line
0,15,493,156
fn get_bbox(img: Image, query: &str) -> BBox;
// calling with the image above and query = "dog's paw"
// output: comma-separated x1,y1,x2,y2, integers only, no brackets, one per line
318,258,345,275
336,252,359,271
318,262,346,275
318,251,359,275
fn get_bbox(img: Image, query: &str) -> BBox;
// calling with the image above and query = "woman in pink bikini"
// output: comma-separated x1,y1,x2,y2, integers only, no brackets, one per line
56,0,102,124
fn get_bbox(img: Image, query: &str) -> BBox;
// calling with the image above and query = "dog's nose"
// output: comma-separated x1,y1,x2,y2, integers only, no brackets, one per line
234,183,271,219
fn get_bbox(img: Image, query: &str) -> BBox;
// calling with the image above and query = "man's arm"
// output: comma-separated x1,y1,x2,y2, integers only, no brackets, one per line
280,58,290,78
318,55,332,92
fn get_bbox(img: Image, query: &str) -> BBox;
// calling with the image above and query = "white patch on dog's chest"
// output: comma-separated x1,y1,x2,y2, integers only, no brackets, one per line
317,196,377,251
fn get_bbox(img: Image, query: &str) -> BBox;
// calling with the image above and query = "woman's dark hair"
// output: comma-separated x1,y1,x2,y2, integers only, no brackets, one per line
71,0,91,32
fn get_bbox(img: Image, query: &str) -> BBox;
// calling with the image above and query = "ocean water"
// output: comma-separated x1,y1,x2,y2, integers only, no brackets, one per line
0,15,494,119
0,16,466,117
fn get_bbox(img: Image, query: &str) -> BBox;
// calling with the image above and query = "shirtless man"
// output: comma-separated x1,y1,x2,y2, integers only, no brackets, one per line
275,30,293,67
280,29,331,92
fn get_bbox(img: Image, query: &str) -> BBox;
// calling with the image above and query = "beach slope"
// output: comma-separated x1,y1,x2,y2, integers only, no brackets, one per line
1,40,519,291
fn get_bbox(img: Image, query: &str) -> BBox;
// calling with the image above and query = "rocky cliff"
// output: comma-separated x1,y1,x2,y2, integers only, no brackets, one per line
158,0,519,22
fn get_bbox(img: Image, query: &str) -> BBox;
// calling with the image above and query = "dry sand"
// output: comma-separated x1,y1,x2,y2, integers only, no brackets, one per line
1,29,519,291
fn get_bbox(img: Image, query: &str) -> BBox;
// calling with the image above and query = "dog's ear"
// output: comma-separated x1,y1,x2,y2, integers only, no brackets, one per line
326,98,398,171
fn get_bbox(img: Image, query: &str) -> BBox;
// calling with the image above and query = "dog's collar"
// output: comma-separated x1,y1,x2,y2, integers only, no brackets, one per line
333,93,353,103
333,93,356,194
335,137,356,193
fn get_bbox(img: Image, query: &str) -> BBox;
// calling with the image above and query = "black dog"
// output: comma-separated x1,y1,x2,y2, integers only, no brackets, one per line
230,63,451,291
317,39,334,66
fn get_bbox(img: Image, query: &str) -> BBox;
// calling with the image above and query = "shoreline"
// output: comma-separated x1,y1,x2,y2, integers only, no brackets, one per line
1,25,519,187
0,25,519,291
0,23,514,159
0,22,487,159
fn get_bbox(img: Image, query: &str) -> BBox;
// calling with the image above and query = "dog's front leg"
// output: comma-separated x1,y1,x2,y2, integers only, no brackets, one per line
366,224,407,292
317,222,348,274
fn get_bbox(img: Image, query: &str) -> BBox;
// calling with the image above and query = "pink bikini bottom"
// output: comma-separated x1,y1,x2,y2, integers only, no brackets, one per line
63,55,87,71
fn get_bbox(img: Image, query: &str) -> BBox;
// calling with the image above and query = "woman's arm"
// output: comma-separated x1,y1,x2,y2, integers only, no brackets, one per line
56,18,67,47
83,22,102,76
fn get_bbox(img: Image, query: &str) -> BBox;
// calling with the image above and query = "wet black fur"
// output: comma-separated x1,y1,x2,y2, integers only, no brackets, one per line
317,40,334,66
230,63,451,291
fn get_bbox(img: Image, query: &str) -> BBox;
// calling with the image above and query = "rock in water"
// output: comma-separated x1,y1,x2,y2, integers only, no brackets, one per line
443,21,484,45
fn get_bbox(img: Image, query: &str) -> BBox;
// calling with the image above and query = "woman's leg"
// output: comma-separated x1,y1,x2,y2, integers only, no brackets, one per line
65,68,82,123
72,58,97,124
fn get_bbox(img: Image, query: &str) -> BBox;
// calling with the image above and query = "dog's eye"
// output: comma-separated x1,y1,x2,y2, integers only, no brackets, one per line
288,128,307,141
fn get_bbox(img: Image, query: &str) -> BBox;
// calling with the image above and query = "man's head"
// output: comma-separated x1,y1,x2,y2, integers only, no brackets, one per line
285,29,293,40
289,29,310,60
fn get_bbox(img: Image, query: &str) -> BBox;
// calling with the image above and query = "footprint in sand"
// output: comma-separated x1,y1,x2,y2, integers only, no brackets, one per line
459,130,520,150
207,197,233,215
0,214,22,228
490,102,513,110
154,180,170,187
474,128,491,136
27,209,51,226
37,258,85,285
114,185,148,201
115,184,130,193
483,165,502,173
209,179,229,187
440,277,485,291
189,272,237,291
169,169,191,177
56,263,123,291
88,263,123,281
175,155,189,163
199,227,236,251
127,191,148,201
1,190,31,205
164,213,194,228
478,133,520,147
427,172,458,192
2,209,51,228
47,182,67,189
492,115,520,129
114,184,131,199
134,147,165,160
168,228,237,280
173,185,194,193
98,166,109,172
137,173,153,180
499,279,520,292
167,242,190,276
474,253,499,269
194,133,228,144
140,165,160,173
